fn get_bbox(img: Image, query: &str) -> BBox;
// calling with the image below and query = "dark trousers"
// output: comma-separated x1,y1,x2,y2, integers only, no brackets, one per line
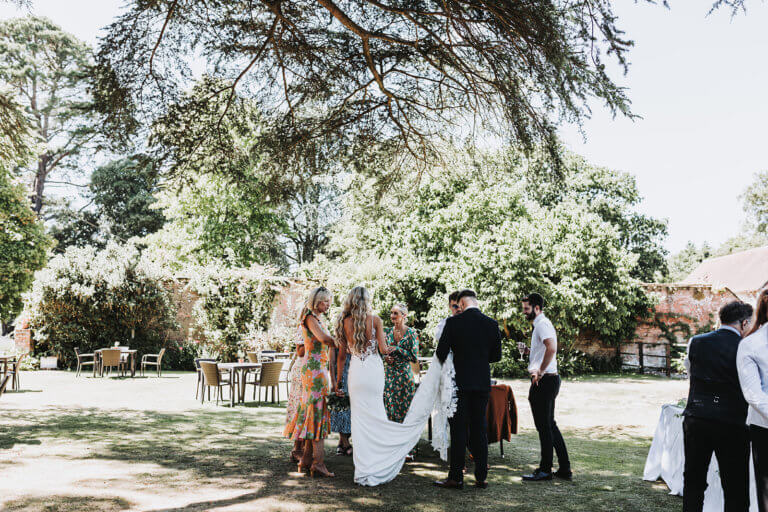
449,390,489,482
751,424,768,512
682,416,749,512
528,374,570,473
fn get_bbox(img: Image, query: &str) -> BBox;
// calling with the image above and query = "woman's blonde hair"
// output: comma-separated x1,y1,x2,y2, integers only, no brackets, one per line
392,303,408,324
335,286,372,354
300,286,332,322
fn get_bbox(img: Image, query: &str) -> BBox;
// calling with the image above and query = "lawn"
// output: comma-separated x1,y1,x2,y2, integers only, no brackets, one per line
0,371,688,511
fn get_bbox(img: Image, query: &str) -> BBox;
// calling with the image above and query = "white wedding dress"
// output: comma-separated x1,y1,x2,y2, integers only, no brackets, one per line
347,319,457,486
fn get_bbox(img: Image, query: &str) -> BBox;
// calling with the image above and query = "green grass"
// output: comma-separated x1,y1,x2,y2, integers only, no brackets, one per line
0,400,678,511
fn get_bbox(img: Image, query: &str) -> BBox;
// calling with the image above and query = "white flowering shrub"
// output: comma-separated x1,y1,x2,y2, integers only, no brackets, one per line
23,242,178,368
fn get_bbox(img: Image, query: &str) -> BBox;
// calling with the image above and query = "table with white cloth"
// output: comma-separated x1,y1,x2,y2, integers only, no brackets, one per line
643,403,757,511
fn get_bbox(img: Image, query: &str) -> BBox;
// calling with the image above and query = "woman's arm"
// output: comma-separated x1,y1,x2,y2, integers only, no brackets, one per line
305,314,335,347
336,340,348,389
738,342,768,420
391,330,418,363
375,316,394,355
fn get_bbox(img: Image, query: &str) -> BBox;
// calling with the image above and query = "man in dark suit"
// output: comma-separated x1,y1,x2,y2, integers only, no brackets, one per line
683,300,754,512
434,289,503,489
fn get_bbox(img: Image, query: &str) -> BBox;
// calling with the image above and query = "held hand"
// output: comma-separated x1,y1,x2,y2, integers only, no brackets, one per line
335,388,344,397
384,355,394,364
383,345,396,355
529,369,541,385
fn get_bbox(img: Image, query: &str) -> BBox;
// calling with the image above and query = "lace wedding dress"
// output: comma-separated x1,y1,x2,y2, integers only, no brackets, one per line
348,320,457,486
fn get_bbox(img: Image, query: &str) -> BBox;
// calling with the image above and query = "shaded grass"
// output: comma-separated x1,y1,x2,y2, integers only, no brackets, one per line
0,403,678,512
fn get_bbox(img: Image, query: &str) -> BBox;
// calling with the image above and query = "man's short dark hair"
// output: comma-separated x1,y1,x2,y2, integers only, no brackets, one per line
523,293,545,310
448,291,461,303
457,289,477,301
719,301,753,325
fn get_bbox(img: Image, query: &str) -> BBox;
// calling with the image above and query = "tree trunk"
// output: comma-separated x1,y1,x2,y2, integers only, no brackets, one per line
32,153,49,214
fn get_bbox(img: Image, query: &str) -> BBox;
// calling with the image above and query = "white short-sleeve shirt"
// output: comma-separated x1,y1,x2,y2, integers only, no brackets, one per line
529,313,558,374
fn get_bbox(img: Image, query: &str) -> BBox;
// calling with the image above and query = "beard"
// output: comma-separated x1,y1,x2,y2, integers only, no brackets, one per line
525,311,536,321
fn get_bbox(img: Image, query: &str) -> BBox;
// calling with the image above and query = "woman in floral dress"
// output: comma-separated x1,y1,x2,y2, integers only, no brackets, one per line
329,341,352,455
283,286,336,478
285,332,306,464
383,303,419,424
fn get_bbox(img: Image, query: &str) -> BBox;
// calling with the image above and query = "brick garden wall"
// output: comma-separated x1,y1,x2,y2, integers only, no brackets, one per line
574,284,741,371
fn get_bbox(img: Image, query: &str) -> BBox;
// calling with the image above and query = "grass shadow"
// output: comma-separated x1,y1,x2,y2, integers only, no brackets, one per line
0,405,679,511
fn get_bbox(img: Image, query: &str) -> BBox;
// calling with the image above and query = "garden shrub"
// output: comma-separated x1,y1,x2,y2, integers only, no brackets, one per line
187,262,286,361
24,242,178,369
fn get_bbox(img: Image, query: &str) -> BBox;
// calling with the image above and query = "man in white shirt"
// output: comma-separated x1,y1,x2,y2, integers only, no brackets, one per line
521,293,571,482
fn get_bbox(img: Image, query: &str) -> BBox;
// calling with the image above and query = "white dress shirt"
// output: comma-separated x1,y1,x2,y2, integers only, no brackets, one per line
529,313,558,374
736,323,768,428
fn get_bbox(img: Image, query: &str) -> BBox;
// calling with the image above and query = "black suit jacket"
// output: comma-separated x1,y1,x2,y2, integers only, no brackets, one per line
436,308,503,391
683,328,748,425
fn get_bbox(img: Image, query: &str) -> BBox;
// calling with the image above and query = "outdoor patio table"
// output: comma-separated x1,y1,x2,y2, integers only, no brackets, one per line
94,348,138,377
217,362,261,406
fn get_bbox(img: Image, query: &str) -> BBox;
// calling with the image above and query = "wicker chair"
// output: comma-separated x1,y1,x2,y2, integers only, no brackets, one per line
100,349,124,377
141,348,166,377
0,374,10,397
279,353,297,394
7,352,28,390
246,352,259,363
74,347,95,377
249,361,284,403
200,361,236,405
194,358,216,399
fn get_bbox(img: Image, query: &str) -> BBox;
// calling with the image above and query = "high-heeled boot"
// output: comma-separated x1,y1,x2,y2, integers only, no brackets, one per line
298,440,313,473
290,439,303,464
310,440,335,478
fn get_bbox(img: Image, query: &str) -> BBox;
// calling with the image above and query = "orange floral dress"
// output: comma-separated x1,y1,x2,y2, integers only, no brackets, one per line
283,309,331,441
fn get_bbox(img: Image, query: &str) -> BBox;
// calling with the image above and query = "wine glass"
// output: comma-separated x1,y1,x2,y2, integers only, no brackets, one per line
516,342,527,361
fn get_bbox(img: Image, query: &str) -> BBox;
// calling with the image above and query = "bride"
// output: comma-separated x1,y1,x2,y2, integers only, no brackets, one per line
336,286,456,486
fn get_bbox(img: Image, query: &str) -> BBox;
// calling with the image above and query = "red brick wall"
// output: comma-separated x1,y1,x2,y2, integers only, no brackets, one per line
575,284,740,367
14,328,32,352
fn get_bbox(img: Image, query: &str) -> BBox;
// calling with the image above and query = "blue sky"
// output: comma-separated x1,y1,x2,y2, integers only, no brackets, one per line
3,0,767,254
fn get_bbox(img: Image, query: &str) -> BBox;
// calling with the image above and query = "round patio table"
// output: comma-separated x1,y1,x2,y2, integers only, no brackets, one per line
217,362,261,406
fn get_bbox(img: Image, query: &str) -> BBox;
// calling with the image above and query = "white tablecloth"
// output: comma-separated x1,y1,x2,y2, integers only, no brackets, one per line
643,404,757,512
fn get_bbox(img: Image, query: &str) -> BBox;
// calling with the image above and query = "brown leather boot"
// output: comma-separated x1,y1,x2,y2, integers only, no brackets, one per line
310,440,334,478
298,440,313,473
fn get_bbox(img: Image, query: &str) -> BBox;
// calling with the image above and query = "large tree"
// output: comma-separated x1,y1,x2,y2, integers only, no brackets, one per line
743,170,768,235
94,1,641,179
0,169,51,327
0,16,95,214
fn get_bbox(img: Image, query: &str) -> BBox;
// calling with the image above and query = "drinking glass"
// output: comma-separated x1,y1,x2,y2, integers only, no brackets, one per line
517,342,527,361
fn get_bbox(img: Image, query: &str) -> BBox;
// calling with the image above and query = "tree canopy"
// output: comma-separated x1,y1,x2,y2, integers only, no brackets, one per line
0,16,95,214
307,144,661,347
94,0,641,176
0,169,51,325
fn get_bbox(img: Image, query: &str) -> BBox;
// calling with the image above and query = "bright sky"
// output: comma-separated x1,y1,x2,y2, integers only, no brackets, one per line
2,0,767,254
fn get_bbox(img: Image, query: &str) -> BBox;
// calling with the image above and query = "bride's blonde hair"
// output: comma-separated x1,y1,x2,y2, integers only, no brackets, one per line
335,286,372,354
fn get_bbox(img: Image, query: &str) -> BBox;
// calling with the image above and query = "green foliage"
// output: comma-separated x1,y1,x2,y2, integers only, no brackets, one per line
666,241,713,282
742,170,768,235
89,155,165,240
0,16,96,214
187,263,286,362
163,339,201,372
0,170,51,324
95,1,639,179
492,341,621,379
48,207,103,253
23,242,178,369
309,145,658,351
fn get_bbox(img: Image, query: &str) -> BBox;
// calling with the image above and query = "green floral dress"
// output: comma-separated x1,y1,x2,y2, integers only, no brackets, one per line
383,326,419,423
